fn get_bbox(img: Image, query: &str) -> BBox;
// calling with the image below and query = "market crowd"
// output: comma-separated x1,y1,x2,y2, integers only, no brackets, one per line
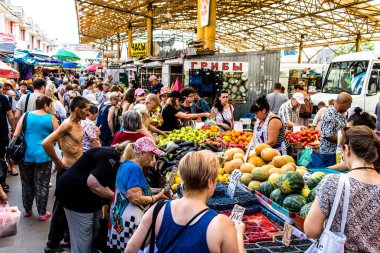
0,73,379,253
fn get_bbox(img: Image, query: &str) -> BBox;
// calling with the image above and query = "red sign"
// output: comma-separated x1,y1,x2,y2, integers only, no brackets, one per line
0,33,16,42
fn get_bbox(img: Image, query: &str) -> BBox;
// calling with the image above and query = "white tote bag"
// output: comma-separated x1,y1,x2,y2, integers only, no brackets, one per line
306,174,350,253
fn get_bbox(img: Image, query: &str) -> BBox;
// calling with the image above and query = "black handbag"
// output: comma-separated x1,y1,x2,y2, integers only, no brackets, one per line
7,112,29,161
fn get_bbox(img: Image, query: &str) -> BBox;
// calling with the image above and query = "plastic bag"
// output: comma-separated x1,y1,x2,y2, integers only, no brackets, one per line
298,146,313,167
308,151,324,168
0,205,21,238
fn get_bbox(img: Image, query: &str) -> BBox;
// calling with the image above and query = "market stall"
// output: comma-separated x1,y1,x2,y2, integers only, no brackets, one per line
0,60,19,78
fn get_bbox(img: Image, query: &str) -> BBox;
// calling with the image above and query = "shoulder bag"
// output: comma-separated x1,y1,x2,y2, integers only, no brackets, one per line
7,112,29,161
305,174,350,253
139,200,209,253
220,104,233,129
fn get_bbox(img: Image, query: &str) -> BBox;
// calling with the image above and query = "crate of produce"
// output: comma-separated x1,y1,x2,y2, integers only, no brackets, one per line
295,214,305,232
255,191,297,224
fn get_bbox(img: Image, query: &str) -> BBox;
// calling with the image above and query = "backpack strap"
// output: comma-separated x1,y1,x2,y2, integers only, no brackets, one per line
24,93,31,113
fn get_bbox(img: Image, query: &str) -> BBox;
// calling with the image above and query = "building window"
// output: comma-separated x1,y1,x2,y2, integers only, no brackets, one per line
9,21,14,34
21,30,25,41
31,35,35,49
37,40,41,49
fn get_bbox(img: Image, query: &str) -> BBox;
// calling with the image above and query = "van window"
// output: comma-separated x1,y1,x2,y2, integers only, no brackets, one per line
321,61,369,95
368,70,380,94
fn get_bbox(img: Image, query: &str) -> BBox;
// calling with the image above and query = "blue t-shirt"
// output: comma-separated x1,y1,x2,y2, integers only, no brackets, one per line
116,160,148,194
24,113,53,163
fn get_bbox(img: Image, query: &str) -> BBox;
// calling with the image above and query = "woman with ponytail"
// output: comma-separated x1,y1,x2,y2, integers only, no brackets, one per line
305,125,380,252
107,137,168,252
250,96,288,155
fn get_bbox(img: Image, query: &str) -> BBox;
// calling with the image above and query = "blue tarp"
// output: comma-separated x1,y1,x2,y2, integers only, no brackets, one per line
62,61,80,69
0,41,16,53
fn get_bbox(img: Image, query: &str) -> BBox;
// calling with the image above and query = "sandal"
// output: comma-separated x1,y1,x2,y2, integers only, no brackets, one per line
10,169,18,176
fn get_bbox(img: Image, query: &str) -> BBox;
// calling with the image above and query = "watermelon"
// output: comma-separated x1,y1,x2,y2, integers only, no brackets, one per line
307,188,316,203
307,172,326,189
258,181,277,198
283,194,307,212
277,171,305,194
300,203,313,219
270,188,288,206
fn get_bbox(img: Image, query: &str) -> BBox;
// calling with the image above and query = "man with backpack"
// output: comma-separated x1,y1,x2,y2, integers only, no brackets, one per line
295,85,313,127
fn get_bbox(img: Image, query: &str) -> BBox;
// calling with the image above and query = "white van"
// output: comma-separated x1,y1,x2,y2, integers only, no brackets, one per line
310,51,380,114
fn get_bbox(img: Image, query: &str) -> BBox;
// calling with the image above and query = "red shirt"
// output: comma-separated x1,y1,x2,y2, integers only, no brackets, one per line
111,131,145,145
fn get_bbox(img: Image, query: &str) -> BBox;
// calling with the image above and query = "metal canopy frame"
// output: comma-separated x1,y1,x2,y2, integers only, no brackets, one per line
75,0,380,51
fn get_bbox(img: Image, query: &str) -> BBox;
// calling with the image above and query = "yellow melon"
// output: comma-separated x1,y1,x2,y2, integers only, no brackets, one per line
248,156,266,167
240,163,255,173
282,155,295,164
268,173,281,184
272,156,288,168
262,164,275,173
233,153,245,161
254,143,271,157
269,167,283,175
224,159,244,174
224,148,244,161
260,148,281,162
281,163,295,173
296,168,308,176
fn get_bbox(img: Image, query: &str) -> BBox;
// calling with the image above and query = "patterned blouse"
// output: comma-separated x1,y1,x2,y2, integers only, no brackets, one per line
320,106,346,155
213,105,234,125
316,174,380,253
81,118,98,152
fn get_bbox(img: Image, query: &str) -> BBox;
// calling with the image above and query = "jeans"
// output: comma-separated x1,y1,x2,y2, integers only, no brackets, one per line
46,167,70,249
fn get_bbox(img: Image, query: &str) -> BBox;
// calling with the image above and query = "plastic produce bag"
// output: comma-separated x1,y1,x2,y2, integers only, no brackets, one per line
308,151,324,168
0,205,21,238
298,146,313,167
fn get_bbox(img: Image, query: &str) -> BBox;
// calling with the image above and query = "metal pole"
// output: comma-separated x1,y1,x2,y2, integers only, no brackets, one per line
197,0,204,41
204,0,216,51
147,3,153,56
298,40,303,64
355,34,361,52
128,25,133,58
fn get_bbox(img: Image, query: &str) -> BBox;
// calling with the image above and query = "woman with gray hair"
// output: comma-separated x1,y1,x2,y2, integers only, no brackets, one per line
111,110,146,145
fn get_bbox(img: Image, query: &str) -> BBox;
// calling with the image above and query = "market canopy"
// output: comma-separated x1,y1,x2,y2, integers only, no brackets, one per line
76,0,380,51
62,61,81,69
54,49,81,61
0,60,19,78
85,63,104,72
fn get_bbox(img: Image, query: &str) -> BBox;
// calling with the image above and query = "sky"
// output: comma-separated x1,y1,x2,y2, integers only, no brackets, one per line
11,0,79,44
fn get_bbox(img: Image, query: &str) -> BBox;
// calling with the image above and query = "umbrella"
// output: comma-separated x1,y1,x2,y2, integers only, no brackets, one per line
54,49,80,61
62,61,80,69
85,63,104,72
0,61,19,78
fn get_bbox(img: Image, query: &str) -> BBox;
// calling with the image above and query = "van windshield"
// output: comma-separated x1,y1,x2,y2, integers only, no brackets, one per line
321,61,369,95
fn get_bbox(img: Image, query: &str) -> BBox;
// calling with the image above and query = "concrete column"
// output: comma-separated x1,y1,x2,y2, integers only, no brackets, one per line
128,25,133,58
197,0,204,41
204,0,216,50
355,34,361,52
147,3,153,56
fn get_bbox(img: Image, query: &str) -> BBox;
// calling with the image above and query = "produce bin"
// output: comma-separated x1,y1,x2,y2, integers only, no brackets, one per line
255,191,297,224
295,214,305,232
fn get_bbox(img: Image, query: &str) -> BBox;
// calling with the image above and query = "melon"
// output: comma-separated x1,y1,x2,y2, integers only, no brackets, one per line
307,188,316,203
248,181,261,191
268,173,281,184
288,163,297,170
270,188,288,206
272,156,288,168
307,172,326,189
248,156,266,167
251,167,270,182
258,181,278,197
261,148,281,162
269,167,283,175
283,194,307,212
254,143,271,156
223,159,244,174
240,173,253,186
278,171,305,194
262,164,275,171
300,203,313,219
296,168,308,177
224,148,244,161
281,163,295,173
233,153,244,161
240,163,255,173
282,155,295,164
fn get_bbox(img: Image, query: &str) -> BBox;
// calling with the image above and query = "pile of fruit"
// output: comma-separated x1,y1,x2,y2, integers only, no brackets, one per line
158,126,220,148
285,129,321,148
221,130,254,148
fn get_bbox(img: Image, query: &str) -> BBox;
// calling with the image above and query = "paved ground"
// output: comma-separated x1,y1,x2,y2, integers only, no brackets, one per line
0,169,56,253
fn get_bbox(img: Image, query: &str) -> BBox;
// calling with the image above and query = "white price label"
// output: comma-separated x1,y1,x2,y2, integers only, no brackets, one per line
227,169,242,198
293,125,301,133
282,222,293,246
229,204,246,221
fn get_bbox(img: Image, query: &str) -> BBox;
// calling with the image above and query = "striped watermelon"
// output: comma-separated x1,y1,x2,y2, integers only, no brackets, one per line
307,172,326,189
258,181,277,198
277,171,305,194
307,188,316,203
270,188,288,206
300,203,313,219
283,194,307,212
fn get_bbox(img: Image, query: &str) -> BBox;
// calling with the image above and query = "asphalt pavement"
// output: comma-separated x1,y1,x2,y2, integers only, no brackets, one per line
0,169,57,253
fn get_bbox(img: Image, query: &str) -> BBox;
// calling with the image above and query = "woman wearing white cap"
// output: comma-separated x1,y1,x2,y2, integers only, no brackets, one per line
107,137,168,252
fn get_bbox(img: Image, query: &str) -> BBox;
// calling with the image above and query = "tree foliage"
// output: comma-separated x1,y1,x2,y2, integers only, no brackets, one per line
335,42,374,56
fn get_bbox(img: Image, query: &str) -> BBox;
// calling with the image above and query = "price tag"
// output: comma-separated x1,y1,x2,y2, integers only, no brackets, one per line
282,222,293,246
229,204,246,221
293,125,301,133
195,122,205,129
227,169,242,198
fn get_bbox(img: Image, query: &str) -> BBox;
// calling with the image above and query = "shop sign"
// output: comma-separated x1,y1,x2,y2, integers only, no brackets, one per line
184,61,250,104
103,50,117,58
201,0,211,27
131,42,146,57
0,33,16,42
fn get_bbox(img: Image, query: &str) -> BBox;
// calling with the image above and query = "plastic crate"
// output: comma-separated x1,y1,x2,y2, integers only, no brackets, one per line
295,214,304,231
